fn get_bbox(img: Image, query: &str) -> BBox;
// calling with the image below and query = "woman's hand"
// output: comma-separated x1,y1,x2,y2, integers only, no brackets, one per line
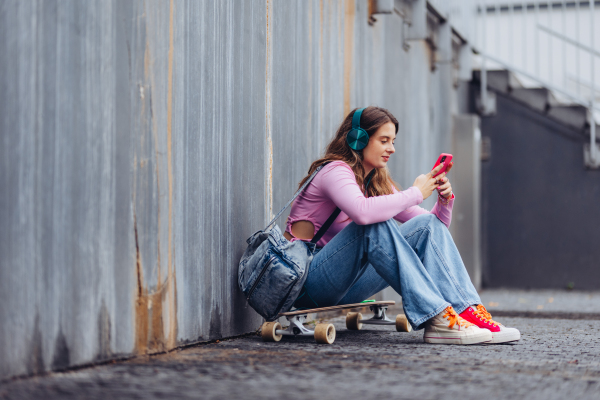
412,164,443,200
435,161,453,198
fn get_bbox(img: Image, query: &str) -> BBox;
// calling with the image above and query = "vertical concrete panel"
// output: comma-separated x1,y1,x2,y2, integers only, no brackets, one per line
0,0,35,378
451,115,482,290
0,0,139,378
128,0,173,354
111,0,136,358
271,1,312,218
173,0,267,343
271,0,344,221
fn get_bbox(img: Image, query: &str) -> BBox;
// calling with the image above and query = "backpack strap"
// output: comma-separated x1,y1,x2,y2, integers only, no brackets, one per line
265,164,326,231
265,162,354,245
310,207,341,244
310,169,374,244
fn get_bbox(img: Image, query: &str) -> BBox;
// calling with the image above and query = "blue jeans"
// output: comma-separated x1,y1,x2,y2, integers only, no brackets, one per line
293,214,481,330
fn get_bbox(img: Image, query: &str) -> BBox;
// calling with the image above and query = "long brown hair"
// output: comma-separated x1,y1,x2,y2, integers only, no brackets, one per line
298,106,400,197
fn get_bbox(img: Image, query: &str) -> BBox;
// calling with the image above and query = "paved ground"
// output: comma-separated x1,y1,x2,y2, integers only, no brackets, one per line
3,290,600,400
480,288,600,314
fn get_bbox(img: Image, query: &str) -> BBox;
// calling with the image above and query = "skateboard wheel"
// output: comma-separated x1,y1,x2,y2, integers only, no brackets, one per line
345,312,363,330
314,323,336,344
395,314,412,332
261,321,283,342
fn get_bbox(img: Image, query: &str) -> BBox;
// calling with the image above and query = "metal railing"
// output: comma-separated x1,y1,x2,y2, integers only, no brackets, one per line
472,0,599,167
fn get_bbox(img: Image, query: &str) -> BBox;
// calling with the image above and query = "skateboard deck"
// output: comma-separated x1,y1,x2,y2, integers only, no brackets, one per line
279,300,396,317
261,300,412,345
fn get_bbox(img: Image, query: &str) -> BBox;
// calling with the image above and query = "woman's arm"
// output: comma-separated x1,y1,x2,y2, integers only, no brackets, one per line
320,163,424,225
392,185,455,228
394,162,455,228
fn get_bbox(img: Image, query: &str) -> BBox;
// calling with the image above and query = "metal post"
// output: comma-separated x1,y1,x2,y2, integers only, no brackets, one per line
535,2,540,78
591,0,597,164
562,0,566,90
481,1,488,115
592,107,598,166
510,3,515,63
474,0,478,48
548,2,553,84
576,0,580,97
496,2,500,59
522,2,527,71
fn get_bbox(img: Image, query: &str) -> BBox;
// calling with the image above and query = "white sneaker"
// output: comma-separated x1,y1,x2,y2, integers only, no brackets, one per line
459,305,521,344
423,306,493,345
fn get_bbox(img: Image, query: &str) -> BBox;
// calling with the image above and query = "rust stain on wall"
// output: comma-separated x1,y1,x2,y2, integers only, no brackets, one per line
133,209,169,354
133,0,178,355
343,0,355,116
133,212,148,353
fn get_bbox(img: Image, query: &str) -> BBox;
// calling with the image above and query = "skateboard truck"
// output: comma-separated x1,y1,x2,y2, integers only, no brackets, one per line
358,305,394,325
278,314,314,337
346,304,412,332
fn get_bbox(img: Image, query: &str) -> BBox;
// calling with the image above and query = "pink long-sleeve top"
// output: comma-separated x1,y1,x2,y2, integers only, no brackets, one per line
285,161,454,247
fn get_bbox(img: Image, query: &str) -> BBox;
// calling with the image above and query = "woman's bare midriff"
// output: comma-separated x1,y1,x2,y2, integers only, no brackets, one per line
284,220,315,241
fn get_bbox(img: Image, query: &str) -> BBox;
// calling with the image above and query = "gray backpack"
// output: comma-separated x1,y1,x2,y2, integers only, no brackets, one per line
238,163,340,321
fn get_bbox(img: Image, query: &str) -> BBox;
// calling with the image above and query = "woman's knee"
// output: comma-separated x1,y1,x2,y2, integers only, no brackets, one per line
406,213,438,228
400,214,446,238
362,219,403,240
368,219,402,233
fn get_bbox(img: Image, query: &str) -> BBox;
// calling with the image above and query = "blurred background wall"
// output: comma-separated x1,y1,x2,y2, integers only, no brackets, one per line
0,0,597,381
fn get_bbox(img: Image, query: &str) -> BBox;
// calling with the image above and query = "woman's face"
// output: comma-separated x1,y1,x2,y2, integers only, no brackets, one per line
361,122,396,173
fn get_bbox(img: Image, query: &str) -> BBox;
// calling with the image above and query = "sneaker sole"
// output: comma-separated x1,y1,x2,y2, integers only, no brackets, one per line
488,330,521,344
424,330,492,345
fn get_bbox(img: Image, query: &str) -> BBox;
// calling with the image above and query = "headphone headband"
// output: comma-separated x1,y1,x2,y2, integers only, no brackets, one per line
352,108,365,129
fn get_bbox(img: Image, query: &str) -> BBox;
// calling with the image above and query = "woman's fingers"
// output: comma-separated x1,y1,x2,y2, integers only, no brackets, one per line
434,175,449,185
445,162,453,174
437,181,451,191
440,187,452,197
429,163,444,177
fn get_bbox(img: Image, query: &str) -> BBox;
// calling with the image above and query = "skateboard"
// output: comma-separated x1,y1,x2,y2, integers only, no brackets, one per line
260,300,412,345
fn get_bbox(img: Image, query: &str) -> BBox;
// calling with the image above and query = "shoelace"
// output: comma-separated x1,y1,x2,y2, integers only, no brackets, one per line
473,304,500,327
443,307,474,329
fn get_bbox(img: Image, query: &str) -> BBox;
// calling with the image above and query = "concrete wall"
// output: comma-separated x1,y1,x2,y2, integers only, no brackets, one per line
450,115,482,290
474,86,600,290
0,0,472,379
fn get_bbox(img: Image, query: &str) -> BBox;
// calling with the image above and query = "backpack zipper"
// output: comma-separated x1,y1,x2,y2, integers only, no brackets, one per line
247,255,276,300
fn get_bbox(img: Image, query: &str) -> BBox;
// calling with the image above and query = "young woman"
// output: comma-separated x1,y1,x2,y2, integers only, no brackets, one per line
283,106,520,345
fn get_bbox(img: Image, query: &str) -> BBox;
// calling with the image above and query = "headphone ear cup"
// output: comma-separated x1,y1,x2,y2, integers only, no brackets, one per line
347,128,369,151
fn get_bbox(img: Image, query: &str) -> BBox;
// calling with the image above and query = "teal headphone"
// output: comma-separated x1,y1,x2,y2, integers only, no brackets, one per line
346,108,369,151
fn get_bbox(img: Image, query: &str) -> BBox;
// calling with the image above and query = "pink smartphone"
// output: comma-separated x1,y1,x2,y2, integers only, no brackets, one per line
432,153,453,178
